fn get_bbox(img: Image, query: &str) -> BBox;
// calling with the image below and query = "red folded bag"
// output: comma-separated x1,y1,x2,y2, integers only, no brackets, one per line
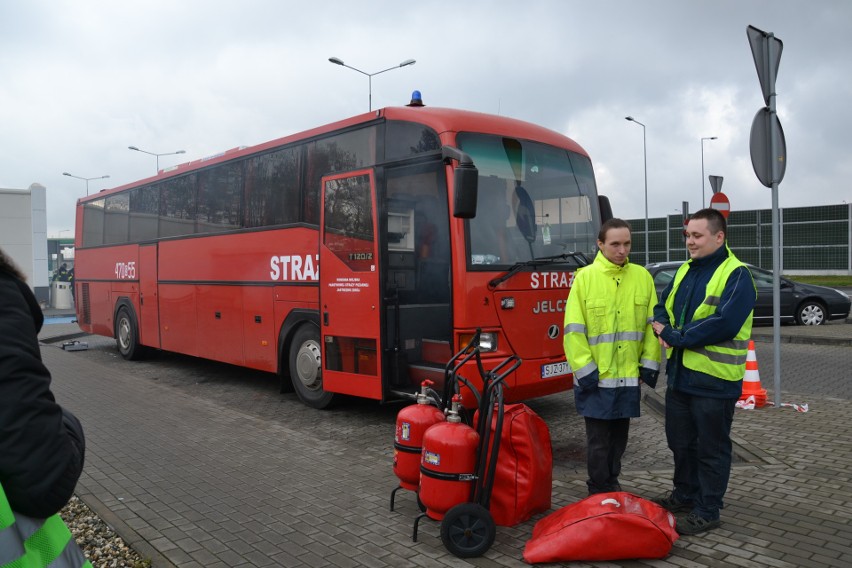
476,403,552,527
523,492,678,563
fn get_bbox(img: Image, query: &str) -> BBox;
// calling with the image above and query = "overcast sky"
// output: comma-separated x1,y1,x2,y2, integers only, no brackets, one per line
2,0,850,237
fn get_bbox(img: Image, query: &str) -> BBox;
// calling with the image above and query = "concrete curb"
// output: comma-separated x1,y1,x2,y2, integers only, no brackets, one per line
75,483,178,568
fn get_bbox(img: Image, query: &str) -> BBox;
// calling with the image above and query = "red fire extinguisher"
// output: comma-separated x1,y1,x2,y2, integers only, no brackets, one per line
412,354,520,558
418,395,479,521
390,380,444,511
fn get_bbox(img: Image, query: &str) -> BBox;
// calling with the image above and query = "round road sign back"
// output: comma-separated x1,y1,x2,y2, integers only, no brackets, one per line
749,107,786,188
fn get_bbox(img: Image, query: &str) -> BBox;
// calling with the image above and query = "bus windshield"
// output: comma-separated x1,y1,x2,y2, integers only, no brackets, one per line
457,133,600,267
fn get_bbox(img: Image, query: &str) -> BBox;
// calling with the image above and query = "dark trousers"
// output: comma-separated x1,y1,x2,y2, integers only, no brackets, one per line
584,416,630,494
665,388,736,520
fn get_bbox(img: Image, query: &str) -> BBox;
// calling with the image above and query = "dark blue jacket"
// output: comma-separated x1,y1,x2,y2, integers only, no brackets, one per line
653,245,755,399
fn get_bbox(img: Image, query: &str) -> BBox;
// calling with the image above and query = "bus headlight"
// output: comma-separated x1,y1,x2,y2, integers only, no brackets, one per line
460,332,498,352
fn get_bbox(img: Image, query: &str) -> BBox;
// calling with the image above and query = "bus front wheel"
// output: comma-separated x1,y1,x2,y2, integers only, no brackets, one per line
115,306,146,361
289,324,335,409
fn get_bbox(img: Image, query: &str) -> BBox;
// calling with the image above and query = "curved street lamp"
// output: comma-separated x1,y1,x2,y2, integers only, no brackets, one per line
625,116,649,264
328,57,416,111
701,136,718,208
128,146,186,173
62,172,110,196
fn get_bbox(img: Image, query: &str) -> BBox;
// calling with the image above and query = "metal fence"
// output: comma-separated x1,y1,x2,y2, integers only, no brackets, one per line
627,202,852,275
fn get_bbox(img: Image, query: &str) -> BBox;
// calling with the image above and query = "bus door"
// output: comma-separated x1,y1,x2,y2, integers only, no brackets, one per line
319,170,384,400
382,160,453,395
138,243,161,348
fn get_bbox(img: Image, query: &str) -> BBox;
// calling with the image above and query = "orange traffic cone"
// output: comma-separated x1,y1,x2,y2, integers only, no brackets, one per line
739,340,767,408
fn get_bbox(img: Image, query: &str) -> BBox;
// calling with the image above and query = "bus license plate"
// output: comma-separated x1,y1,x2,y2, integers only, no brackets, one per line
541,361,570,379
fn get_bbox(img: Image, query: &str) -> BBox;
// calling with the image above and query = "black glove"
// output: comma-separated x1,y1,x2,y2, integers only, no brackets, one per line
639,366,659,389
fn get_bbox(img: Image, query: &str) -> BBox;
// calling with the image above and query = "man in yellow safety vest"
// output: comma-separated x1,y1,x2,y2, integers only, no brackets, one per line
651,208,756,536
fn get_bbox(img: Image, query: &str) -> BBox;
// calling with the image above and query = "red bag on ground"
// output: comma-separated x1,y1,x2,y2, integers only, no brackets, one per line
523,492,678,563
477,403,552,527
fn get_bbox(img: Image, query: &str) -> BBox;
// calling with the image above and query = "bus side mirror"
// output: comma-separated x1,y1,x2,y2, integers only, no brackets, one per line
442,145,478,219
453,165,478,219
598,195,613,223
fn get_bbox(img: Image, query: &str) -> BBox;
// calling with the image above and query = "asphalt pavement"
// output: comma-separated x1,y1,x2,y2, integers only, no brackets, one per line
37,309,852,567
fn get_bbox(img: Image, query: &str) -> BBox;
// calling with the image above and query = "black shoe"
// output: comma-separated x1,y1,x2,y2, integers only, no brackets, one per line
676,512,721,535
651,491,693,513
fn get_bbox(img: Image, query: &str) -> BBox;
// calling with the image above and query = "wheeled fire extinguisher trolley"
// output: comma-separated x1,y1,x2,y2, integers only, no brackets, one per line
390,334,483,513
414,351,522,558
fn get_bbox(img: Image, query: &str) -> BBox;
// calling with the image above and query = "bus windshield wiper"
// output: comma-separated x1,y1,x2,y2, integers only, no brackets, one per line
487,252,589,289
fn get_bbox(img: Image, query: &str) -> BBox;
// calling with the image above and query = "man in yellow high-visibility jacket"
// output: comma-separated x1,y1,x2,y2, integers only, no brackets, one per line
651,208,756,536
563,218,660,495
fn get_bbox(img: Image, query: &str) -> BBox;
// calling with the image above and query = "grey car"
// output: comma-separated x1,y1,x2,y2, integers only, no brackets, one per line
645,261,851,326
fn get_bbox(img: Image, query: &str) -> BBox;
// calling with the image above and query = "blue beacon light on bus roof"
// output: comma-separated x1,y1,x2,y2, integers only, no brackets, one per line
407,90,424,107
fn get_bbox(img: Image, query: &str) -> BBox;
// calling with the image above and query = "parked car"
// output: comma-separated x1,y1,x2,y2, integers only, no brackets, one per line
645,261,851,326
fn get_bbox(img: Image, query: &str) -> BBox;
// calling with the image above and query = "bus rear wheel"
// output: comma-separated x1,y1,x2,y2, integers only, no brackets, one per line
115,306,146,360
289,324,335,409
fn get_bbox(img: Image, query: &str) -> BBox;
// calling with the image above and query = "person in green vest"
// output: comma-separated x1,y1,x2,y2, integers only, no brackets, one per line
0,247,90,567
563,218,660,495
650,208,756,536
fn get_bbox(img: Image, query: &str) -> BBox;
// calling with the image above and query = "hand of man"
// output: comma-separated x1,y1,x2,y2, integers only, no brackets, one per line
652,321,671,349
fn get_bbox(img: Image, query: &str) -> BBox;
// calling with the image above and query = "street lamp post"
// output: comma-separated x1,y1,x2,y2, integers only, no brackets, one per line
328,57,416,111
62,172,110,196
128,146,186,173
625,116,649,264
701,136,718,208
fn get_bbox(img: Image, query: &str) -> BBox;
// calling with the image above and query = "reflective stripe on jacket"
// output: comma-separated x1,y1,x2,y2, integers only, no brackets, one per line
563,251,660,419
664,247,755,381
0,482,91,568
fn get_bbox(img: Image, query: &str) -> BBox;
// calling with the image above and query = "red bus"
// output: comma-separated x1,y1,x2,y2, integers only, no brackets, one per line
74,104,610,408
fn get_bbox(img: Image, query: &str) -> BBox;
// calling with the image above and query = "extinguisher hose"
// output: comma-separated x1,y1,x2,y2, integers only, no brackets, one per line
474,356,519,507
424,387,443,407
443,354,483,411
441,331,482,410
475,381,505,508
482,383,505,509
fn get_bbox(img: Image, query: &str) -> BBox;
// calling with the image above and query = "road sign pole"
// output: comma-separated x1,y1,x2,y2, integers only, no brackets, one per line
767,33,783,409
749,24,784,409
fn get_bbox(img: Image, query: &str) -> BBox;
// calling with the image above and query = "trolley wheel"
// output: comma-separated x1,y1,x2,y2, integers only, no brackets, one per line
440,502,496,558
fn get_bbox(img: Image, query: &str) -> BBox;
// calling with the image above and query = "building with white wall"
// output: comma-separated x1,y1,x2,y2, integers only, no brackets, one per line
1,183,49,303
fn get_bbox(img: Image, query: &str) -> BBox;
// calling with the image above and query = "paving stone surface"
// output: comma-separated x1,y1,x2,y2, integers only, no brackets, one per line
38,317,852,567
